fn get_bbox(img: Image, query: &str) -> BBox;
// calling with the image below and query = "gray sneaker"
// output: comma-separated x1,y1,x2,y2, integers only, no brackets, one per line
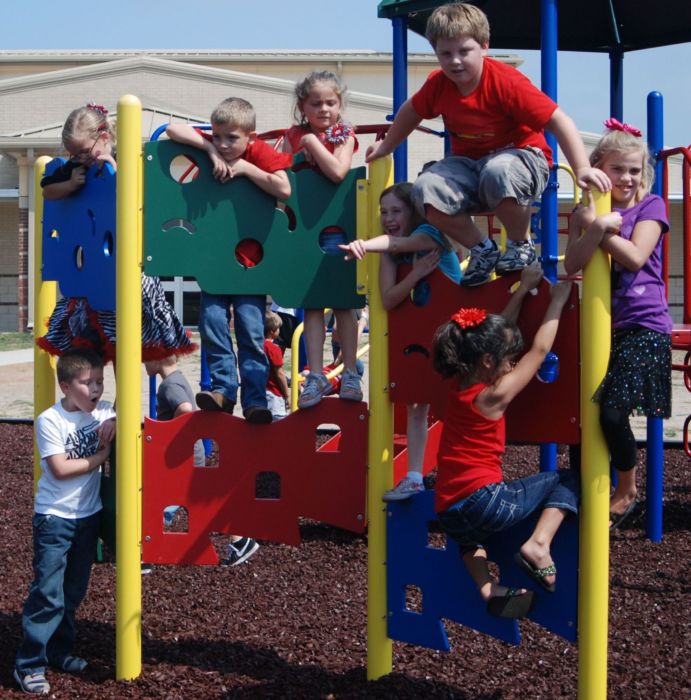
339,369,363,402
298,372,332,409
460,239,501,286
495,240,536,274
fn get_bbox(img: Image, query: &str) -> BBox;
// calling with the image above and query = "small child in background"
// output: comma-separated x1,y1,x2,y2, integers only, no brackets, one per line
145,356,260,566
564,120,672,529
14,349,115,695
340,182,461,500
282,71,362,408
263,312,290,421
166,97,292,424
38,103,196,365
366,3,611,286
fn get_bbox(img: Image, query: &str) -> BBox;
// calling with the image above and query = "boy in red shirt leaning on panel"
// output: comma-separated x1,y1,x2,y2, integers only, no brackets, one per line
366,2,611,286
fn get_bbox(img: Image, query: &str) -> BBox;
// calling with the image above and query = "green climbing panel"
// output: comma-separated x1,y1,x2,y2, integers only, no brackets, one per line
143,140,365,309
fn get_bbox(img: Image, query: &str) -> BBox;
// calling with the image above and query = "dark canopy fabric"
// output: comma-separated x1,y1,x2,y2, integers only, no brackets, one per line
377,0,691,52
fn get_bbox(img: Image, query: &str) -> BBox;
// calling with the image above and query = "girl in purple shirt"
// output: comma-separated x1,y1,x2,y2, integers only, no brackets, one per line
565,120,672,529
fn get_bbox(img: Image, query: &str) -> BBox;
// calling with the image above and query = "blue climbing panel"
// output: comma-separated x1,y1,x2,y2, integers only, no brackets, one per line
143,140,366,309
386,489,579,651
42,159,117,311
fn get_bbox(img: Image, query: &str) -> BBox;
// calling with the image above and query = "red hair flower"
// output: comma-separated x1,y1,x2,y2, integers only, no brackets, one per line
603,117,641,138
325,122,354,145
451,307,487,329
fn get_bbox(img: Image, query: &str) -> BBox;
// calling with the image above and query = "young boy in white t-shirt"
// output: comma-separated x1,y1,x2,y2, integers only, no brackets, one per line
14,349,115,696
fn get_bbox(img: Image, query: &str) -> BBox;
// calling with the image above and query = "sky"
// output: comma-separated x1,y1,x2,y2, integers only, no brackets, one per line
3,0,690,147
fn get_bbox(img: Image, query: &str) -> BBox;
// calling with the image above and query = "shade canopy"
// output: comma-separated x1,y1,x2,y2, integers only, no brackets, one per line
377,0,691,52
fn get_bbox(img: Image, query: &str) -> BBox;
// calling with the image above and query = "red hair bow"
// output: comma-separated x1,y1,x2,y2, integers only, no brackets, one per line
451,307,487,329
603,117,641,138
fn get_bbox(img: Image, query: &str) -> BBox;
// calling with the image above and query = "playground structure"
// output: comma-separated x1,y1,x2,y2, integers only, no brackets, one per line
32,93,606,694
28,9,690,700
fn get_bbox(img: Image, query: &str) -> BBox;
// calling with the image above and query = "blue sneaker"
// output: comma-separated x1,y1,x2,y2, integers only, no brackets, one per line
495,240,536,274
460,239,501,286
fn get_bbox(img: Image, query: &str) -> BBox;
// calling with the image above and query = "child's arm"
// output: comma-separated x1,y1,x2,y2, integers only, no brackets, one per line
546,108,611,192
600,219,664,272
365,99,422,163
269,363,290,403
339,231,442,261
165,124,230,181
379,249,440,310
225,159,291,199
45,443,112,480
563,196,623,274
501,262,544,323
479,281,573,418
297,134,356,183
42,166,86,200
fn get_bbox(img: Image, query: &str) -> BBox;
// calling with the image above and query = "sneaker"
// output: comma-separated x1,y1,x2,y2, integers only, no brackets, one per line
60,656,88,674
339,369,363,402
383,476,425,502
243,406,272,424
13,669,50,695
221,537,260,566
460,239,501,286
141,562,153,575
298,372,332,409
495,239,536,275
196,391,235,413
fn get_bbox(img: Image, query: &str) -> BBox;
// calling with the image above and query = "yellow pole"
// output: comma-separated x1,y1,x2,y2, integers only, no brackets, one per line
578,188,611,700
115,94,143,681
365,156,394,680
33,156,57,487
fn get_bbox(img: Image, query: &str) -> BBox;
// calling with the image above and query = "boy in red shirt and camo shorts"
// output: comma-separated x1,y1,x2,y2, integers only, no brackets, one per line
366,2,610,286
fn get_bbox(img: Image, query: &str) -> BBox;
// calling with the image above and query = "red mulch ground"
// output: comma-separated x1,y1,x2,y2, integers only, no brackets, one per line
0,422,688,699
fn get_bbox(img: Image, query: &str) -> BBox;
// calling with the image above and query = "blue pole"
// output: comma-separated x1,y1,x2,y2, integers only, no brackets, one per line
609,48,624,121
645,91,665,542
539,0,558,471
149,375,157,418
392,16,408,182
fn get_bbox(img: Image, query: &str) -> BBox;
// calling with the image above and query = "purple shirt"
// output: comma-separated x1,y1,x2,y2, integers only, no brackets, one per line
611,194,671,334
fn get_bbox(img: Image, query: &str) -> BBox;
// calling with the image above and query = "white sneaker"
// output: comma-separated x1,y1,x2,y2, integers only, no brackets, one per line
383,476,425,502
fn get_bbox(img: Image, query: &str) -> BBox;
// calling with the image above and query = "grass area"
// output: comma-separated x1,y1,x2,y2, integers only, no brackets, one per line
0,333,34,351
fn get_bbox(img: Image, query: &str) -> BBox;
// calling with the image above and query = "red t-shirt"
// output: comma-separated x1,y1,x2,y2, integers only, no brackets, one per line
264,340,284,396
411,58,557,165
435,383,505,513
197,130,293,172
197,132,292,267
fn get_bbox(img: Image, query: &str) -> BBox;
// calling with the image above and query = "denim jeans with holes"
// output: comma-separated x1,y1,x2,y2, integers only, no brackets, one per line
438,470,580,552
16,511,100,675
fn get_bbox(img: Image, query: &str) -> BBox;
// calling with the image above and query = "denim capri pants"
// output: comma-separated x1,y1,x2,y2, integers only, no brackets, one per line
412,146,549,217
437,469,580,553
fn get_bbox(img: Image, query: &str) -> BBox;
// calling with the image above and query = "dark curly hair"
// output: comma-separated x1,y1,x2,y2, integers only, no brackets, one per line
432,313,523,380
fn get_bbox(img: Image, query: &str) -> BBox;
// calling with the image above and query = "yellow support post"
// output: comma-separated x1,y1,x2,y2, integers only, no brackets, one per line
364,157,394,680
115,94,143,681
578,188,612,700
33,156,57,487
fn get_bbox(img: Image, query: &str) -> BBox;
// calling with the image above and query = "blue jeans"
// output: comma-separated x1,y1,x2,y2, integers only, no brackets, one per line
199,292,268,410
16,511,100,674
438,470,579,552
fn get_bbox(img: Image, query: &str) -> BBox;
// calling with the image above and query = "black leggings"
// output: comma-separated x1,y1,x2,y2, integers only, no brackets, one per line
600,405,637,472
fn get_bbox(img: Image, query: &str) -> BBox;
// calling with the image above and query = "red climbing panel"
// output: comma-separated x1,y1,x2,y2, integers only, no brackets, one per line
142,399,367,564
388,269,581,445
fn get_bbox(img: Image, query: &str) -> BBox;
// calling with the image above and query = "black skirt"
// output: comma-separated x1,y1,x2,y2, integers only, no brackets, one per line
594,326,672,418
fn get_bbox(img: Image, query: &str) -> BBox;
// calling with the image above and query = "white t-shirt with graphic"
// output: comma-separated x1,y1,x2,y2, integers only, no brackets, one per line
35,400,115,519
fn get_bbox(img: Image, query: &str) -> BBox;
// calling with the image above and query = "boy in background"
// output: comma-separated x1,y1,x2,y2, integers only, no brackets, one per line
366,2,610,286
14,349,115,695
263,311,290,420
166,97,292,424
145,356,260,566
